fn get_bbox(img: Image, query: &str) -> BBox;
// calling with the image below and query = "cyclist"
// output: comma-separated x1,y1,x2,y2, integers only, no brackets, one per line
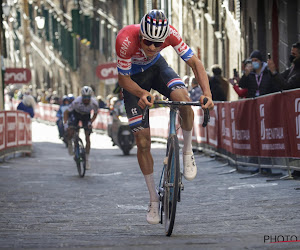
115,9,214,224
63,86,98,170
68,93,75,103
56,95,70,140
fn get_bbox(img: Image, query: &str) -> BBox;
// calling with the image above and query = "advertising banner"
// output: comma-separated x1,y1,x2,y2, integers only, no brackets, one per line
283,89,300,157
4,68,31,84
193,106,207,144
6,112,17,148
218,102,233,153
207,105,218,148
17,112,26,146
150,108,169,139
230,99,259,156
256,93,289,157
0,113,5,150
96,63,118,80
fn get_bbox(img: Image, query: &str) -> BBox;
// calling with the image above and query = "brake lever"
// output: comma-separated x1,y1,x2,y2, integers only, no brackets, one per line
202,97,210,127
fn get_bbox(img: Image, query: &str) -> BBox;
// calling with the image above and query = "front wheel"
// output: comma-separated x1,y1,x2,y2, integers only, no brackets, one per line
75,138,86,178
163,134,180,236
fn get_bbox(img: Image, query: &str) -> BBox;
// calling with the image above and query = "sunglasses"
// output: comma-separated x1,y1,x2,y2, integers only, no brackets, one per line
142,38,163,48
82,95,91,100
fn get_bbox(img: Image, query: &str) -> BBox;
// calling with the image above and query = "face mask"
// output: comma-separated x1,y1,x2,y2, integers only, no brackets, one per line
289,55,296,63
252,61,260,70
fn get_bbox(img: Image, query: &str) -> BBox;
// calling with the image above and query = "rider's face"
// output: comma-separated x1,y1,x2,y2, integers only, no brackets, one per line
140,37,163,57
82,96,91,105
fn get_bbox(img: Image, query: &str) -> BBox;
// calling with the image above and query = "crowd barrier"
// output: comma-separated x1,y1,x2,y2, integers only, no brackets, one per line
0,111,32,158
5,90,300,174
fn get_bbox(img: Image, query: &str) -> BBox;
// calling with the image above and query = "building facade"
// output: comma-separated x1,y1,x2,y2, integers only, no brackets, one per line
1,0,299,103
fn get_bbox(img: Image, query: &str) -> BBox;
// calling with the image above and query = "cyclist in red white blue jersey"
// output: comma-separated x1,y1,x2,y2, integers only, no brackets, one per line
115,9,214,224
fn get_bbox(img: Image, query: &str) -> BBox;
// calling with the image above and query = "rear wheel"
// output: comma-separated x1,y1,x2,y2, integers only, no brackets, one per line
163,135,180,236
75,138,86,177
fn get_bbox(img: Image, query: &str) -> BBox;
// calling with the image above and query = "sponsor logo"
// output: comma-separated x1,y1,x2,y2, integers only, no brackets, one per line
169,27,181,41
131,108,138,116
178,42,188,53
295,98,300,138
117,59,131,69
120,36,131,57
4,68,31,84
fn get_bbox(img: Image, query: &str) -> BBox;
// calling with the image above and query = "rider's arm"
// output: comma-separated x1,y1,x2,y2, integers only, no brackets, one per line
186,55,213,109
118,74,153,107
63,109,69,124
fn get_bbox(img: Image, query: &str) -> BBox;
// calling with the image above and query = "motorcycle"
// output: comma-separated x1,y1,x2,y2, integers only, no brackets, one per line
108,100,135,155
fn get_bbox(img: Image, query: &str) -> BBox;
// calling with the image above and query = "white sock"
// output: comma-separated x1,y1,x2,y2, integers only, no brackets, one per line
182,129,193,154
144,173,159,202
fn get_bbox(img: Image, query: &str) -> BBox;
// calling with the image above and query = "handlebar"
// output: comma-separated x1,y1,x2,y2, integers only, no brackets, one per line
142,96,210,127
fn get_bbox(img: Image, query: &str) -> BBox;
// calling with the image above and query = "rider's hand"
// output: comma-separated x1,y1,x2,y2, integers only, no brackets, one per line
138,91,153,109
64,123,68,131
200,95,214,110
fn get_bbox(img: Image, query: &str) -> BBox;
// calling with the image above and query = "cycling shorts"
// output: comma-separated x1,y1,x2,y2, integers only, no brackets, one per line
68,110,92,133
123,56,186,133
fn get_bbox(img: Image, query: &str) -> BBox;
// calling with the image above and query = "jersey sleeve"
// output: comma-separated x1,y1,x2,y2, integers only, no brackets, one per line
116,27,134,76
168,25,194,62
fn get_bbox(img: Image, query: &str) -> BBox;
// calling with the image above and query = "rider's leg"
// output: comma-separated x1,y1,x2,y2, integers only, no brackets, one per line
67,127,75,155
134,128,159,202
134,128,160,224
170,88,194,152
170,88,197,181
84,130,91,170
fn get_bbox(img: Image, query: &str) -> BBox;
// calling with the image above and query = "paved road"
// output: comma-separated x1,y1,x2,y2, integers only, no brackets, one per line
0,121,300,249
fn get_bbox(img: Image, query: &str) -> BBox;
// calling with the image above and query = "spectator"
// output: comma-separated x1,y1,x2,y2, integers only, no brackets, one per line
209,65,227,101
229,63,249,98
189,77,202,101
17,95,36,118
97,95,107,109
268,42,300,90
239,50,280,98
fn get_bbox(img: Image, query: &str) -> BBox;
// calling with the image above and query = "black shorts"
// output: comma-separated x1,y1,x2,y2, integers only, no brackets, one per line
68,110,92,133
123,56,186,133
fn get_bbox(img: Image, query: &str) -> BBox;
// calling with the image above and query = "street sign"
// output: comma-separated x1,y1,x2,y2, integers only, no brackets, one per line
96,62,118,80
4,68,31,84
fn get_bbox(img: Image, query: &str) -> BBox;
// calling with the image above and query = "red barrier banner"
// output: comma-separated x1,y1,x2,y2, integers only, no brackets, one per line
26,114,32,144
256,93,289,157
283,89,300,157
0,113,5,150
218,102,233,153
230,99,259,156
193,106,207,144
6,112,17,148
150,107,169,139
207,106,218,147
17,112,26,146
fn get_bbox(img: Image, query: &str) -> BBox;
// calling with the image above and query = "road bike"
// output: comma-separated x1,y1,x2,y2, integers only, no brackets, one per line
144,97,210,236
71,126,86,178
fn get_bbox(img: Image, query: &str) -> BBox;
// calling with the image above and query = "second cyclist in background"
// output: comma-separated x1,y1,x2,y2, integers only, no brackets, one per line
63,86,98,170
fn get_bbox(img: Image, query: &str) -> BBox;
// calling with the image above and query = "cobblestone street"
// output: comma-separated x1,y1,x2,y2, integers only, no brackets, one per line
0,122,299,249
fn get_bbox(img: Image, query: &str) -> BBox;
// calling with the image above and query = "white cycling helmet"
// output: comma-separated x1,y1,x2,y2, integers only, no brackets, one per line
81,86,93,96
140,9,169,42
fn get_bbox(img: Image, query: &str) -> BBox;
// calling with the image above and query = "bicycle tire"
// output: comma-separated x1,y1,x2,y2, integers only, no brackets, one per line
75,138,86,177
163,134,180,236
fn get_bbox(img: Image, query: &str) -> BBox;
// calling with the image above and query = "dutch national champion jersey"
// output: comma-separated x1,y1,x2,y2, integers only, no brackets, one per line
68,96,98,115
115,24,194,76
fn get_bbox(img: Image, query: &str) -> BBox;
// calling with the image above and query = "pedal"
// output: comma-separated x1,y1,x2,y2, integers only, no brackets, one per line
163,157,168,165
